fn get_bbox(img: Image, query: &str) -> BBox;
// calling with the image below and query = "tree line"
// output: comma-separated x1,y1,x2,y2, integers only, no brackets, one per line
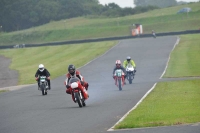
134,0,177,8
0,0,161,32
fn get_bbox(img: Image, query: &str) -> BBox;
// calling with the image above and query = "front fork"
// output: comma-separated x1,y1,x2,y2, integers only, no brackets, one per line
114,76,125,86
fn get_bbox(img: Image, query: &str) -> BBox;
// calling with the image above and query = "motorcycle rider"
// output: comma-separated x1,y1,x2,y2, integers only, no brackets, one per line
123,56,136,73
65,64,89,99
35,64,51,90
113,60,127,84
152,30,156,38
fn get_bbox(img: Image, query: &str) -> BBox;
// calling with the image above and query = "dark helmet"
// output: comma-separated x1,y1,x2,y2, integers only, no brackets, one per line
126,56,131,62
68,64,75,75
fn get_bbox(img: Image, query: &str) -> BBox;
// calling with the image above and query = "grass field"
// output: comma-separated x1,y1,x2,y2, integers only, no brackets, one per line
0,41,117,85
115,80,200,129
0,90,7,93
114,34,200,129
0,2,200,46
164,34,200,77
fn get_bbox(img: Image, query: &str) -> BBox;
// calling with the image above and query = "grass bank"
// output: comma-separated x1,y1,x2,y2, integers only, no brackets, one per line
0,90,7,93
115,79,200,129
0,41,117,85
114,34,200,129
164,34,200,77
0,2,200,46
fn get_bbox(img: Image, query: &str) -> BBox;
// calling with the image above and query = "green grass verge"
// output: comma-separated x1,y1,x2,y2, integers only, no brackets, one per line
114,34,200,129
0,90,8,93
115,79,200,129
0,41,117,85
164,34,200,77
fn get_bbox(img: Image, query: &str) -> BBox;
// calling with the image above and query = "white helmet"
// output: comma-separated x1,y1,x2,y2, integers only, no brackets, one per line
38,64,44,72
127,56,131,62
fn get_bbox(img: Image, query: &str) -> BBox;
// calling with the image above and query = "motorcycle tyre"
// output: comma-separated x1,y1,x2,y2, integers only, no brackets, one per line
118,78,122,91
75,92,82,108
129,74,132,84
41,84,46,96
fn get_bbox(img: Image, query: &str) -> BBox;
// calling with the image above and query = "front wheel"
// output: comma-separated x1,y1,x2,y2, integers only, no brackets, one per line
41,84,46,95
118,78,122,91
128,74,132,84
75,92,82,108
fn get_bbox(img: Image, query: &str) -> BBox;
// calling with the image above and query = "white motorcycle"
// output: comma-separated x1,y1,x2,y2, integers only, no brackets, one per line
152,32,156,38
39,76,49,95
126,64,135,84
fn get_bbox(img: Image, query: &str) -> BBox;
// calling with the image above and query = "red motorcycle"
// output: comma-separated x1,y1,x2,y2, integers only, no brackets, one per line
114,69,125,91
68,77,88,108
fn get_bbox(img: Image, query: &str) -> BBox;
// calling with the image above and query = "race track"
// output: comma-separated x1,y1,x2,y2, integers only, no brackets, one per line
0,36,199,133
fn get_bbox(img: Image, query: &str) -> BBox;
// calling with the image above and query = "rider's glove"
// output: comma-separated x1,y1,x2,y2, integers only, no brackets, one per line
134,70,136,73
112,75,115,79
80,81,84,85
66,85,70,89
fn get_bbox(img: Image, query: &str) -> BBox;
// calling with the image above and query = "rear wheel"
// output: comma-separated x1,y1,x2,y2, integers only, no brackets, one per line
75,92,82,108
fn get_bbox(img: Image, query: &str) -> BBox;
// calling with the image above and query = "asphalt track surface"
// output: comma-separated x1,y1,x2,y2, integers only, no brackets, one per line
0,36,199,133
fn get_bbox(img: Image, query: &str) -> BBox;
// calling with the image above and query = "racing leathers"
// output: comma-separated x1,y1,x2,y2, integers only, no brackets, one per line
35,68,51,89
113,65,127,79
65,70,89,99
123,60,136,69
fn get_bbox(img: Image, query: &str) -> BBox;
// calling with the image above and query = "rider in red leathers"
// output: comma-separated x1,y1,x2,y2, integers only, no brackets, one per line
65,64,89,100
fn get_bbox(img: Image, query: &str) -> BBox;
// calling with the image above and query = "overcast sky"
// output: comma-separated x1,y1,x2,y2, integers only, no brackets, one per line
98,0,199,8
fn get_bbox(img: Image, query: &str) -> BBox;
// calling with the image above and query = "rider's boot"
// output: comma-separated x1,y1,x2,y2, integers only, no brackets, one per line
38,83,40,90
81,87,89,99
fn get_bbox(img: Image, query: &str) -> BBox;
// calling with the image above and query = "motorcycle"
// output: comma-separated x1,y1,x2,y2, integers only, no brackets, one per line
39,76,49,95
114,69,125,91
152,32,156,38
68,77,87,108
126,64,135,84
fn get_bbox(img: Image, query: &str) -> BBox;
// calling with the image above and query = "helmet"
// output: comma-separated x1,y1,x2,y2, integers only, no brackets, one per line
126,56,131,62
68,64,75,76
38,64,44,72
115,60,121,68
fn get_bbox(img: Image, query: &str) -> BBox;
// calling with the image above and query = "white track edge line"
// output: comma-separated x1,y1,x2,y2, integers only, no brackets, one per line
107,83,157,131
160,36,180,79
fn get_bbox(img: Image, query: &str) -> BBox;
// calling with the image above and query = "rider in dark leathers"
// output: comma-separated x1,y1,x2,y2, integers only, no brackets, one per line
35,64,51,90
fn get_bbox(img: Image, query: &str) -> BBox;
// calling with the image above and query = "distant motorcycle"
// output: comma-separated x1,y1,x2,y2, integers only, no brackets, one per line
114,69,125,91
39,76,49,95
68,77,87,108
152,32,156,38
126,64,135,84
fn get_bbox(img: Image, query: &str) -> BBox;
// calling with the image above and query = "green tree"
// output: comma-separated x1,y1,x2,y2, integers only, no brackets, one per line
134,0,177,8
